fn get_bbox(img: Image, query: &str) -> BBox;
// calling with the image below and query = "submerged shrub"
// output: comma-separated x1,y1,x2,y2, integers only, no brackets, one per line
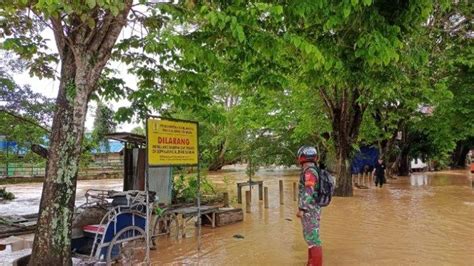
0,187,15,200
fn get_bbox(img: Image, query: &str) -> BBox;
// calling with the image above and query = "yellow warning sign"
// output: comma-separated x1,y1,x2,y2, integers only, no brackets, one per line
147,118,198,166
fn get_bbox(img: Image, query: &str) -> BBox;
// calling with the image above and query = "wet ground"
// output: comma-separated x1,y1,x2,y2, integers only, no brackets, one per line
0,169,473,265
151,169,474,265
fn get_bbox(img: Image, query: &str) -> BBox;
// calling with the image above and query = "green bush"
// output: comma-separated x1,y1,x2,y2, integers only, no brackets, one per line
172,174,216,204
0,187,15,200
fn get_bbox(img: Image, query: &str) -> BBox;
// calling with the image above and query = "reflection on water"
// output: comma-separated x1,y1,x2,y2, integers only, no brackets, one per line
410,174,429,186
151,169,474,265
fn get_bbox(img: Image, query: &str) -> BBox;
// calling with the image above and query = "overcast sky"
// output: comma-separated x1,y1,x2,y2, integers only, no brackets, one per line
11,27,141,133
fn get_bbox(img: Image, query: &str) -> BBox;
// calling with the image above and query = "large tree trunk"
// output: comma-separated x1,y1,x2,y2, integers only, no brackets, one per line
334,143,353,196
31,48,88,265
208,141,227,171
30,3,132,264
451,142,469,168
323,88,365,197
397,126,410,176
398,149,410,176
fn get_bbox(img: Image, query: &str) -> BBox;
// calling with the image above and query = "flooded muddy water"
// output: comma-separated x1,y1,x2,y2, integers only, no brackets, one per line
151,169,474,265
0,179,123,215
0,169,472,265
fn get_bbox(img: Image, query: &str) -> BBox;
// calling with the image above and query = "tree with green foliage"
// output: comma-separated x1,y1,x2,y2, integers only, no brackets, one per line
133,0,452,196
395,1,473,172
92,102,116,152
131,126,145,136
1,0,133,263
0,62,53,166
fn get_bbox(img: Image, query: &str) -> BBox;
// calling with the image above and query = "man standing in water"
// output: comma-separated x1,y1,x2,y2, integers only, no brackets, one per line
296,146,322,266
373,158,386,188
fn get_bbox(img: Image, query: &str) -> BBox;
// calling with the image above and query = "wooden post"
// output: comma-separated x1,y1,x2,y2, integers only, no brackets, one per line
279,180,284,205
245,190,251,213
223,192,229,207
293,182,297,201
264,187,269,208
237,184,242,204
249,187,252,203
258,182,263,200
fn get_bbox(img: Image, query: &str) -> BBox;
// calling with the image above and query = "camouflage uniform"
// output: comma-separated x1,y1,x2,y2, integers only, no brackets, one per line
298,165,322,247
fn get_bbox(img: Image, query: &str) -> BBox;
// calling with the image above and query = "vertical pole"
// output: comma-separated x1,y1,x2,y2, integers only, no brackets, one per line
237,184,242,204
279,180,284,205
293,182,297,201
5,141,8,178
197,163,202,251
258,182,263,201
196,120,202,253
223,192,229,207
145,119,150,264
264,187,269,209
248,187,251,203
245,190,251,213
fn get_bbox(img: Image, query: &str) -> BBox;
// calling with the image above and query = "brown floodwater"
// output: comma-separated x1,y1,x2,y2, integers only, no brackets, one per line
151,168,474,265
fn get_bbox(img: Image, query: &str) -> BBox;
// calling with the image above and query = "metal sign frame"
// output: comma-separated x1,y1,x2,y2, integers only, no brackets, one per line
144,115,201,263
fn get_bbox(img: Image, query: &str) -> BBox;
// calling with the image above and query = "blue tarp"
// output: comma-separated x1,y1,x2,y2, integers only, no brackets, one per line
91,140,124,154
0,141,16,150
351,146,379,174
0,141,27,155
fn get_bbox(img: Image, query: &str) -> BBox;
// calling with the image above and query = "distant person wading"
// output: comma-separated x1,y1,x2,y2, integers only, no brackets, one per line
373,158,386,188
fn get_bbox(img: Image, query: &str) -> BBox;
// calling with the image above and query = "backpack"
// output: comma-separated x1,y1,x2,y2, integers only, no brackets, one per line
301,166,335,207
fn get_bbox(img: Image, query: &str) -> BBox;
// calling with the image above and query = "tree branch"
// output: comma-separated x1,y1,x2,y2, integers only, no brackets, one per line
87,0,134,93
0,109,51,133
31,144,49,159
86,11,115,51
318,87,335,118
97,0,133,57
50,16,67,58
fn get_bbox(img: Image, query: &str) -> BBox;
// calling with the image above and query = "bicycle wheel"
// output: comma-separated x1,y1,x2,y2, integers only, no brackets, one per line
106,225,146,265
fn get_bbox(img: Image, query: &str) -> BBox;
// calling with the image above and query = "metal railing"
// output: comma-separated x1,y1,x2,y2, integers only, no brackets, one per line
0,161,124,178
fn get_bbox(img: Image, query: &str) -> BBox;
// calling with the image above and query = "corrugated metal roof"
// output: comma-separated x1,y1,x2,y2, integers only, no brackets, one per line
105,132,146,145
91,140,124,154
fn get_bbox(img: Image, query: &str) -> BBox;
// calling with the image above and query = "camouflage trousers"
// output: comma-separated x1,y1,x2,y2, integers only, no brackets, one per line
301,207,322,247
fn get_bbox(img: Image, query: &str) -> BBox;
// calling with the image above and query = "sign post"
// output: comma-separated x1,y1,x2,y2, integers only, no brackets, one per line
145,116,199,262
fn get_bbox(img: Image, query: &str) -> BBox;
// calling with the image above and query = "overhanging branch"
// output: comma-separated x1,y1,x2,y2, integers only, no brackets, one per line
0,109,51,133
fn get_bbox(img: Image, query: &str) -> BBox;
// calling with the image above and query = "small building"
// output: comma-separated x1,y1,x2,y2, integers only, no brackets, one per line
106,132,173,205
91,140,124,165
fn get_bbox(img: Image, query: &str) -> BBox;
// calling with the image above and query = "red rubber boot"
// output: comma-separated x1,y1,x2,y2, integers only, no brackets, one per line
307,247,312,266
307,246,322,266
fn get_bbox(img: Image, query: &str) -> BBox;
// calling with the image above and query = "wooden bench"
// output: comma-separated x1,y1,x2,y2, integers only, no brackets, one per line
171,206,218,238
202,208,243,227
